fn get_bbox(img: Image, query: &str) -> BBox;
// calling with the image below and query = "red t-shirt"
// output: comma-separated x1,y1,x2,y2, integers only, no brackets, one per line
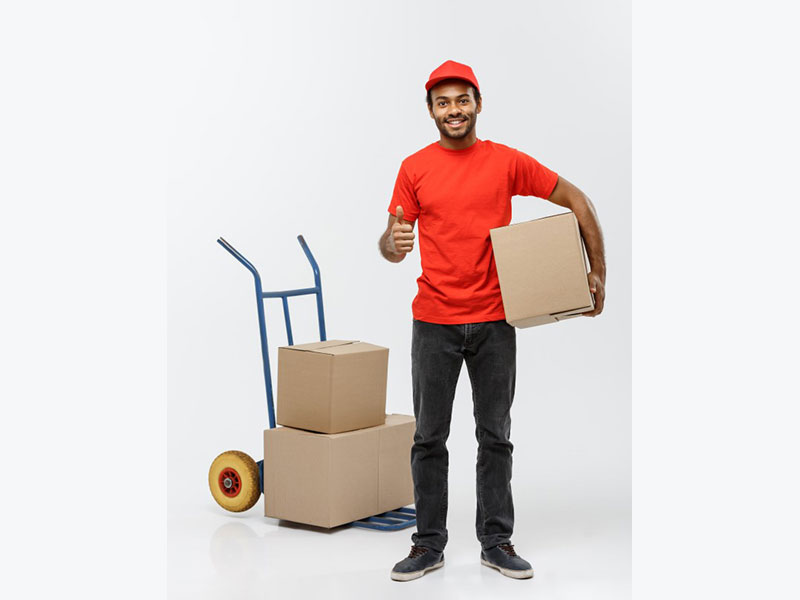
387,138,559,325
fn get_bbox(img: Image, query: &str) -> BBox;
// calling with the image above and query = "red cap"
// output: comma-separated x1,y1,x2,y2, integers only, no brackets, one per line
425,60,480,93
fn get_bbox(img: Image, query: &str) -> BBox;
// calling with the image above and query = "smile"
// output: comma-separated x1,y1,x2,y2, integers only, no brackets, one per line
446,119,466,128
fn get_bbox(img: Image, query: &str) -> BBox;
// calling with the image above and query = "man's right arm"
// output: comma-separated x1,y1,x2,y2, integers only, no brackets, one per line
379,205,416,263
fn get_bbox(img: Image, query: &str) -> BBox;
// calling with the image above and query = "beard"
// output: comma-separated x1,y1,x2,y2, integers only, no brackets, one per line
434,111,478,139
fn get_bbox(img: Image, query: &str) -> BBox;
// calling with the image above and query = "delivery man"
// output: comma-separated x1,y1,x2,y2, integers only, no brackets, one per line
379,60,606,581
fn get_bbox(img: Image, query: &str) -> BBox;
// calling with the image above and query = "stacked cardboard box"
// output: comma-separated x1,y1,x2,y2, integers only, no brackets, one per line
490,211,595,328
263,340,415,528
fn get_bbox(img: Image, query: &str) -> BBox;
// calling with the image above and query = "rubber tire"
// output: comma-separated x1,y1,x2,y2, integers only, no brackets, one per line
208,450,261,512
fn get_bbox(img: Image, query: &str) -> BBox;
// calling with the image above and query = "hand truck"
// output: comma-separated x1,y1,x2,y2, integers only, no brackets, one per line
208,235,416,531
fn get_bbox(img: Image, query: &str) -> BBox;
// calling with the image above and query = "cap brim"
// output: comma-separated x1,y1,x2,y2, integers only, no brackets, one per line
425,76,478,92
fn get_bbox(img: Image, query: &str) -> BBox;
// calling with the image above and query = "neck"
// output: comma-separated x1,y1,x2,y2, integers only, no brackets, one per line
438,131,479,150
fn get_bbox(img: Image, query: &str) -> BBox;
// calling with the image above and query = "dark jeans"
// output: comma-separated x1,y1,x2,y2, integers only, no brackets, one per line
410,318,517,552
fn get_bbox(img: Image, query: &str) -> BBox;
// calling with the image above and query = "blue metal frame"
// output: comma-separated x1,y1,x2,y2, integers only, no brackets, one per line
350,507,417,531
217,235,326,429
218,235,415,531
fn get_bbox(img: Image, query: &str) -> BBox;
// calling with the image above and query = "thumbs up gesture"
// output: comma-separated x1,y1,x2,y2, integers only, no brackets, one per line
390,205,415,255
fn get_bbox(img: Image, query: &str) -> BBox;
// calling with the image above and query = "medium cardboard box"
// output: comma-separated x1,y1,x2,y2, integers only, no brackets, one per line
490,211,595,328
263,413,415,528
277,340,388,434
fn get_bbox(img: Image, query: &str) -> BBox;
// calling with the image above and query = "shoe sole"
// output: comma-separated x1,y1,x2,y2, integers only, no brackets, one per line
481,558,534,579
390,558,445,581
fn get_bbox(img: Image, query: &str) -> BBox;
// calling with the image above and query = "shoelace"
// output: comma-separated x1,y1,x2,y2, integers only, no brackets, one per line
408,545,429,559
498,543,518,557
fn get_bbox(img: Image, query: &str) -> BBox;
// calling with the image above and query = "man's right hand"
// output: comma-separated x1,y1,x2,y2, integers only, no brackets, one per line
390,205,415,255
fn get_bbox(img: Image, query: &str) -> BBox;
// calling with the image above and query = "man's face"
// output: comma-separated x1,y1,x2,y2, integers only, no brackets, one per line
428,80,481,139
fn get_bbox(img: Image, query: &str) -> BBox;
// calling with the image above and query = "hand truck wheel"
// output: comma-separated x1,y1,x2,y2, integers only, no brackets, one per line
208,450,261,512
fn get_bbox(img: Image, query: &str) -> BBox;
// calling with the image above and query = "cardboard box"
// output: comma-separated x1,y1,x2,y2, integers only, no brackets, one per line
490,212,595,328
263,413,415,528
277,340,388,434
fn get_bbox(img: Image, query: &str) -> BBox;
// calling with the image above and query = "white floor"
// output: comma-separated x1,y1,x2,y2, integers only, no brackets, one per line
168,496,630,599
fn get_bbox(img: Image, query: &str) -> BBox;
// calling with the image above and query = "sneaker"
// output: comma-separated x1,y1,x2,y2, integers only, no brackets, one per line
390,545,445,581
480,543,534,579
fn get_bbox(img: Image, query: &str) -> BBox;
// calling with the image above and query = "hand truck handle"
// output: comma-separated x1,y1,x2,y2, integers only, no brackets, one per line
296,235,321,284
217,237,261,282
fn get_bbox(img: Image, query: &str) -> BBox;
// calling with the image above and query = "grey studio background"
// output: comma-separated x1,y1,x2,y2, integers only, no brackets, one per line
167,0,631,598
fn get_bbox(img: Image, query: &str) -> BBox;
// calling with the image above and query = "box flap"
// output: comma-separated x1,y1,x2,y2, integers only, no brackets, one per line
324,341,388,356
508,314,557,328
552,305,592,317
280,340,358,354
554,313,582,322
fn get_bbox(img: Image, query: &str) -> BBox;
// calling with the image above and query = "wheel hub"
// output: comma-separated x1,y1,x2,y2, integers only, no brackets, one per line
218,468,241,498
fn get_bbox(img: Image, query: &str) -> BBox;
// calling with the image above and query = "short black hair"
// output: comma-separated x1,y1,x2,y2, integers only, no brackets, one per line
426,81,481,108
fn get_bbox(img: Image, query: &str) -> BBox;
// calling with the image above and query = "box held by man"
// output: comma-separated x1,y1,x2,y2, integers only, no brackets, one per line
490,211,595,328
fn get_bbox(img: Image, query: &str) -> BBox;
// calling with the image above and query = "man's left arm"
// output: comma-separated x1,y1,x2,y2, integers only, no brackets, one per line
547,176,606,317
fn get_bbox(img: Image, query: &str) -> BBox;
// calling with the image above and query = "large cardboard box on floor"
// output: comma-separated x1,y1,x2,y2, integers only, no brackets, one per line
276,340,388,434
490,211,595,328
263,414,415,528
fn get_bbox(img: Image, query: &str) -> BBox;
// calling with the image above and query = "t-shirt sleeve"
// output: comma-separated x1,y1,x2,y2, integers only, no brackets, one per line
510,149,559,199
387,162,420,224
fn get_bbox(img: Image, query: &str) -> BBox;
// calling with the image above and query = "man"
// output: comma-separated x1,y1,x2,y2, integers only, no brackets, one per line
379,60,606,582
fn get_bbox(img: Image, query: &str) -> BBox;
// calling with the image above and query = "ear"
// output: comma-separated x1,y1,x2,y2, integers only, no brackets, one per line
476,96,482,114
